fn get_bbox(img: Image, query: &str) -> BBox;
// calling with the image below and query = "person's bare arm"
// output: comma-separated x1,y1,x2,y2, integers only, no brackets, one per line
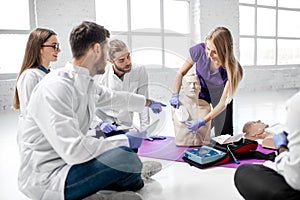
173,56,194,94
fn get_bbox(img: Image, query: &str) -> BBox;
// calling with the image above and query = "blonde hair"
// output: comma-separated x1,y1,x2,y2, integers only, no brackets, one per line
108,39,128,60
205,27,243,102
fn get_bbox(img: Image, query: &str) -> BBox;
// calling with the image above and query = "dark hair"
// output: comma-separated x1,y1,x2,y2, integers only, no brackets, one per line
13,28,57,109
69,21,110,59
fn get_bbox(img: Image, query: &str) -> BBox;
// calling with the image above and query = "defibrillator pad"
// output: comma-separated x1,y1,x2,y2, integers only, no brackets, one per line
184,146,227,165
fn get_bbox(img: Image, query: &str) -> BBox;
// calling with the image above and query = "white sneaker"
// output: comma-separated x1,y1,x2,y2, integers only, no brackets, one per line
141,161,162,180
110,191,143,200
84,190,143,200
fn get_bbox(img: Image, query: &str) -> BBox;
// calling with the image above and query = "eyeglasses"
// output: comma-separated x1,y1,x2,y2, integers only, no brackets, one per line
41,43,60,51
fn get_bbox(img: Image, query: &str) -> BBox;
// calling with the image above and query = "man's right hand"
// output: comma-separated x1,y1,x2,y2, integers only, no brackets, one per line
98,121,117,133
148,100,167,114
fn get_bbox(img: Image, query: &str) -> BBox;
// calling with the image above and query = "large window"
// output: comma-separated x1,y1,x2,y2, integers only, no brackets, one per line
95,0,191,68
239,0,300,66
0,0,34,74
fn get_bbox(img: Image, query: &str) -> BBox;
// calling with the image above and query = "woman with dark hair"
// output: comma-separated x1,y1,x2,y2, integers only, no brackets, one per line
13,27,60,115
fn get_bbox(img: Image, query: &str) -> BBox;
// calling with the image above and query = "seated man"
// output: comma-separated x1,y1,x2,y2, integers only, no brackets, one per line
94,39,163,178
171,74,211,146
234,91,300,200
95,39,152,137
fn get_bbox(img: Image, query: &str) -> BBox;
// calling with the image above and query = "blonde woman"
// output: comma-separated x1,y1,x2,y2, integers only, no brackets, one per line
170,27,243,136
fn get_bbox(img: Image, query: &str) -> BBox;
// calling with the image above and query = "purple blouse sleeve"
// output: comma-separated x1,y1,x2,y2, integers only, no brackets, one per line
189,43,206,63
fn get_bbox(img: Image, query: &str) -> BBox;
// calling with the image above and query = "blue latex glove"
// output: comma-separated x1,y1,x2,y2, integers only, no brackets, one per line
273,131,288,149
169,93,180,109
185,119,206,133
148,100,167,114
125,130,147,149
98,121,117,133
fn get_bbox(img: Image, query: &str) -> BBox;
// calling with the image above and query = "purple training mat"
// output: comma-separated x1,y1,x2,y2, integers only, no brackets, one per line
137,136,275,168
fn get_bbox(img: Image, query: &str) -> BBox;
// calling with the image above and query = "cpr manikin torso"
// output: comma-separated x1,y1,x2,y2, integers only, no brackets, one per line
172,74,211,146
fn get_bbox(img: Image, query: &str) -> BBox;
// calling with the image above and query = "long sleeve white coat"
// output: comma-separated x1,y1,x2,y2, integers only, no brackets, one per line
16,68,47,117
274,91,300,191
95,63,150,130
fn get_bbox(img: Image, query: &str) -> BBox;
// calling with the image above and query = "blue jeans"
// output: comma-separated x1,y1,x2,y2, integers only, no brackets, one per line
64,146,144,200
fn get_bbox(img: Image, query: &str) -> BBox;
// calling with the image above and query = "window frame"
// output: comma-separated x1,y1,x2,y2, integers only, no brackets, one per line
0,0,35,76
96,0,192,68
239,0,300,67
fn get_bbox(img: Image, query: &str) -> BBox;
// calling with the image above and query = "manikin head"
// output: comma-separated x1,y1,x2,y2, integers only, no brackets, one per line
182,74,201,100
243,120,269,139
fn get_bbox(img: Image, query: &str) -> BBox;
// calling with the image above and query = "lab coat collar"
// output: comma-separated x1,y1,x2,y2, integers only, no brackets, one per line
107,64,125,83
64,62,94,92
65,61,91,77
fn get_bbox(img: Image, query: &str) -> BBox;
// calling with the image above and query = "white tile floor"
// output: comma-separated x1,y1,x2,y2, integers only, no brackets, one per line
0,88,299,200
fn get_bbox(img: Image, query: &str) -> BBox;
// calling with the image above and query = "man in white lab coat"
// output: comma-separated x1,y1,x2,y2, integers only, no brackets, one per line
95,39,150,137
234,91,300,200
17,21,165,200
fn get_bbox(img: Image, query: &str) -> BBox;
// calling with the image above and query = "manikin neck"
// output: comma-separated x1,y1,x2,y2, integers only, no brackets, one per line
182,95,199,106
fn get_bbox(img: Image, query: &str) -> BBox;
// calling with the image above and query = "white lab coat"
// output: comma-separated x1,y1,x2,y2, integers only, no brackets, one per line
274,91,300,191
17,62,146,200
16,68,47,117
96,63,150,130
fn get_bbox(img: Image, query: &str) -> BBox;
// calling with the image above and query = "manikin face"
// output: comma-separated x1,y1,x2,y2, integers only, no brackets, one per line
112,49,132,74
243,120,269,136
183,75,200,99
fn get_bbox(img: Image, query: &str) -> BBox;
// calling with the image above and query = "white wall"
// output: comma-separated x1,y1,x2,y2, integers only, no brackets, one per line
199,0,240,57
35,0,96,68
0,0,96,111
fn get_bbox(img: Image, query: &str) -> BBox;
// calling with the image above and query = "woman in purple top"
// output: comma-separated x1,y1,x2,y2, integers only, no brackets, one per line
170,27,243,136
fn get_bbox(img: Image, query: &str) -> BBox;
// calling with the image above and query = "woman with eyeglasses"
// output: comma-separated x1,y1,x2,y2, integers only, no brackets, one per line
13,28,60,116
